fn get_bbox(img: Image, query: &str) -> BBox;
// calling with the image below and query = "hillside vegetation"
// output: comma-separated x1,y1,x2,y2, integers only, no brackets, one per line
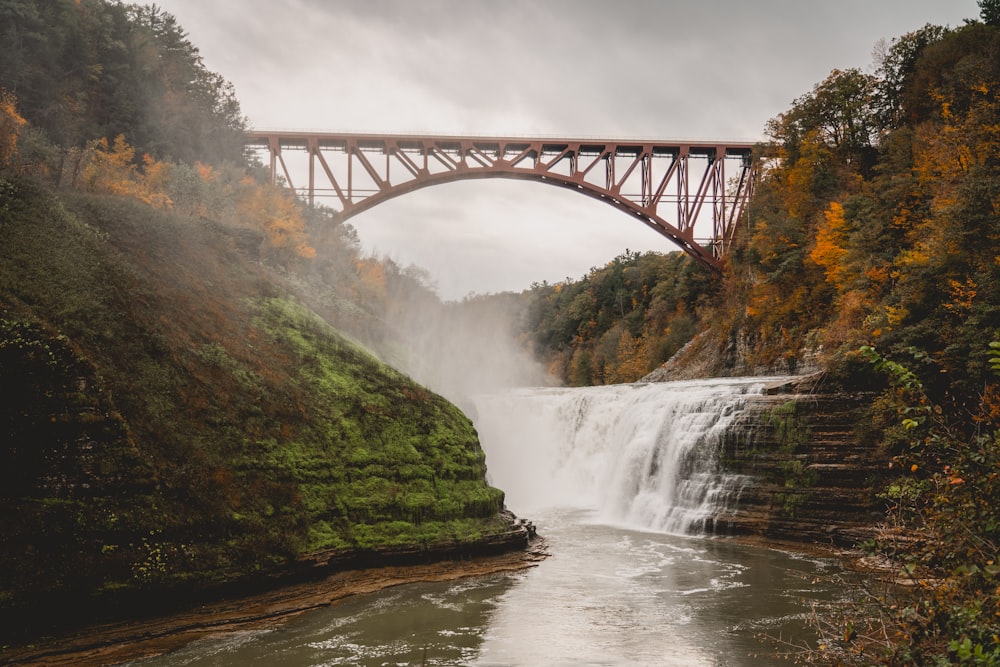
507,7,1000,663
0,0,516,645
725,12,1000,663
0,173,513,641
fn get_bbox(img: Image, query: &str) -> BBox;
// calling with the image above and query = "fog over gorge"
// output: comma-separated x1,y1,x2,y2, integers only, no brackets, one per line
385,295,553,407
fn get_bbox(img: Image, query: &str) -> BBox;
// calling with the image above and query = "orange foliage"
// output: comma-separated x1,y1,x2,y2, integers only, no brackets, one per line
914,89,1000,215
355,258,388,299
142,153,171,194
66,133,317,261
942,277,977,317
78,135,172,209
810,201,849,287
196,161,216,183
234,179,316,258
864,265,890,288
0,89,27,168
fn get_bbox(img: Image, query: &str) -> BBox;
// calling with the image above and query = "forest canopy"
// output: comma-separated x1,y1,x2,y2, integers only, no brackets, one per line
0,0,246,166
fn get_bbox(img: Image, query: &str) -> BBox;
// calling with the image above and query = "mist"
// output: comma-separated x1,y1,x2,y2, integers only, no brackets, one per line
380,289,554,412
295,214,553,412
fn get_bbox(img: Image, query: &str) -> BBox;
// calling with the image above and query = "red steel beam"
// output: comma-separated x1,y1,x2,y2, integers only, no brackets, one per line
245,131,758,271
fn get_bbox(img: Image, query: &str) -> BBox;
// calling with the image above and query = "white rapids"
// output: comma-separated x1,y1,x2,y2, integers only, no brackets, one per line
473,377,788,534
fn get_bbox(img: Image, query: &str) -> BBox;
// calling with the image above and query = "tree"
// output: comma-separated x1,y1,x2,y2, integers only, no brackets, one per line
767,68,879,171
0,89,26,168
981,0,1000,26
872,24,949,129
76,134,171,208
0,0,246,164
810,201,849,288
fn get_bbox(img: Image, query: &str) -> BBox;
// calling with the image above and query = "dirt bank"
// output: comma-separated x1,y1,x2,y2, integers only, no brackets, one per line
2,538,548,667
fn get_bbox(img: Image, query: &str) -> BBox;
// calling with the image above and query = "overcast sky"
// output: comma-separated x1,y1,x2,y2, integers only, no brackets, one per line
155,0,981,299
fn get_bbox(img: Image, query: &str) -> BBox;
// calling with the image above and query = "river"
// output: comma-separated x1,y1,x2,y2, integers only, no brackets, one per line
127,378,853,666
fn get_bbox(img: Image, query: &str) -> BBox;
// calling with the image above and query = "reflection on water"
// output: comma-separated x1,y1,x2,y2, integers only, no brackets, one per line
128,509,846,667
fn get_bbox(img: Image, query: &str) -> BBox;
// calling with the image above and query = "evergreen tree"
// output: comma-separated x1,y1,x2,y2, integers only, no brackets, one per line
981,0,1000,25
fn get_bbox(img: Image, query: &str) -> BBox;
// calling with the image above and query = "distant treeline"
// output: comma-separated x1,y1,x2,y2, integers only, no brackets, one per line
517,250,713,385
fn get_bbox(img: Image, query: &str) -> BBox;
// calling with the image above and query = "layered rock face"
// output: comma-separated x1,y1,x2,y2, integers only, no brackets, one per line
712,376,889,548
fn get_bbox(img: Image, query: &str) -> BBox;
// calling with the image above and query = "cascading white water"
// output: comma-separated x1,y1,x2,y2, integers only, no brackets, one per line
472,377,785,535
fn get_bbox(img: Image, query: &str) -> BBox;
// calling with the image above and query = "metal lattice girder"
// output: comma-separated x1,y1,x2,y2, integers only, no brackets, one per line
245,131,758,271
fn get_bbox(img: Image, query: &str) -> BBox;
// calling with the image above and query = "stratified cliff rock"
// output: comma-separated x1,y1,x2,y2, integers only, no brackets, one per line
713,375,888,547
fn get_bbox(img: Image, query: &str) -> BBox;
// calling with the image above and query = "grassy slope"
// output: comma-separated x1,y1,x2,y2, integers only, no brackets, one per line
0,178,511,637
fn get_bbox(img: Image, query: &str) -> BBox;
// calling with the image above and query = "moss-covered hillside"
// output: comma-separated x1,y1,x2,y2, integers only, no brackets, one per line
0,178,513,641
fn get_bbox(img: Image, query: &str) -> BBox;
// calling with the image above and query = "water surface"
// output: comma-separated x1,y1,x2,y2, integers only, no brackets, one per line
129,509,847,666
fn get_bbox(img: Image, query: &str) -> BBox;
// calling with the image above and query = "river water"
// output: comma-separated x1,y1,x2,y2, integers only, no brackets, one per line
129,378,852,666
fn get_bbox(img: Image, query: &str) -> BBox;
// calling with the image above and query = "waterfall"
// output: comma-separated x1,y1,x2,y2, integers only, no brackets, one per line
472,378,782,535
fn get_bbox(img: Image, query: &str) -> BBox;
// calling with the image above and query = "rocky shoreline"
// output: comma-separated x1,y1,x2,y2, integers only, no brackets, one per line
2,533,548,666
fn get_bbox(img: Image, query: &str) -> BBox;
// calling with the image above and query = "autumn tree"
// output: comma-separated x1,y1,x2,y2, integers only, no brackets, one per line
0,89,26,169
76,134,171,209
230,176,315,262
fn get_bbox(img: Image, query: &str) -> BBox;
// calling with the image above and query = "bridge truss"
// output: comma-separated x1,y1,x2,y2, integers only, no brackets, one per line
245,131,758,271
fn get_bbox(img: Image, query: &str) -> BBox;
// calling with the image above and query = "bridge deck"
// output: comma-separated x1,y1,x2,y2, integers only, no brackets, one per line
245,131,759,271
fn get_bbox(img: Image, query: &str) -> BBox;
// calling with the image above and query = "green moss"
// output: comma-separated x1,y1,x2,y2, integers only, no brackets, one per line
765,400,818,516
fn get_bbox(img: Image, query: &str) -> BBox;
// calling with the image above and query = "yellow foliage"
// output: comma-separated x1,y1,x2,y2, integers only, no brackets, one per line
914,91,1000,220
606,329,649,384
895,245,931,269
885,305,909,327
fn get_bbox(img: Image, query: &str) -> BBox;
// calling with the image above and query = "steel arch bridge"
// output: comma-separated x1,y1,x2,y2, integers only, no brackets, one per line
245,131,759,271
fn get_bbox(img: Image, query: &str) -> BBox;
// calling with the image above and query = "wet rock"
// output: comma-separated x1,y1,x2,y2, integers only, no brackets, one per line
712,378,889,548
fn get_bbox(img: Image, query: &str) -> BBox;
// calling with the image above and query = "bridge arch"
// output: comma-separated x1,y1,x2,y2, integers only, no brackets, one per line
245,131,758,271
